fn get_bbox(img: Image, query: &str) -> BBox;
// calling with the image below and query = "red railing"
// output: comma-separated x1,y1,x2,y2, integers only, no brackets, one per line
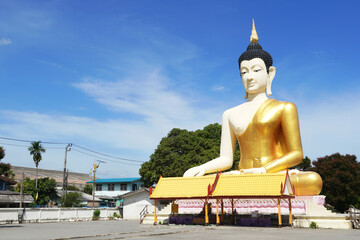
139,205,148,224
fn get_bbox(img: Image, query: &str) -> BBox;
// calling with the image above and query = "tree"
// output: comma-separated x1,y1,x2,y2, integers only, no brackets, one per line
310,153,360,213
291,156,312,171
83,184,93,195
0,147,15,180
15,177,57,206
0,146,5,161
139,123,240,187
28,141,46,188
61,192,82,207
0,162,15,179
67,185,80,191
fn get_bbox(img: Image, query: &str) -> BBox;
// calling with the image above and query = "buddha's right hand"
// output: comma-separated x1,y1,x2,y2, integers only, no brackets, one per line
183,166,206,177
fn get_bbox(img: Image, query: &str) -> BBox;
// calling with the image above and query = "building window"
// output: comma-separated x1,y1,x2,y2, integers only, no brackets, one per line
120,184,127,190
132,184,138,191
108,183,115,191
96,184,102,191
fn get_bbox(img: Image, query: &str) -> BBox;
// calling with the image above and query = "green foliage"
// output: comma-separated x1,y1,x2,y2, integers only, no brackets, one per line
15,177,57,206
67,185,80,191
311,153,360,213
139,123,240,187
0,146,14,181
61,192,82,207
309,221,318,229
113,212,120,218
83,184,93,195
28,141,46,168
292,156,312,171
0,146,5,161
93,209,100,220
0,162,15,179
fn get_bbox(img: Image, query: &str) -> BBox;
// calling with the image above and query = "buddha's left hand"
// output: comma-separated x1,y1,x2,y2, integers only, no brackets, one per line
240,167,266,174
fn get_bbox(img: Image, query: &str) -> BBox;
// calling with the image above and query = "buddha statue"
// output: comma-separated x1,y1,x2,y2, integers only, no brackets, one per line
183,20,323,196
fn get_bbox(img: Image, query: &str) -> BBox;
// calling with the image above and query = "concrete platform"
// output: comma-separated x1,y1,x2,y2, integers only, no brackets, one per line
1,220,359,240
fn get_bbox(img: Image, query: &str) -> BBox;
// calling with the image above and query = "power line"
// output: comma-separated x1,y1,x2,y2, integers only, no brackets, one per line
0,136,67,145
0,142,64,149
72,144,145,163
72,148,141,166
0,135,145,163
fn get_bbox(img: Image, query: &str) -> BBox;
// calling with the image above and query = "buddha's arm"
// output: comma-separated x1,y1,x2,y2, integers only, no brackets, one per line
183,110,235,177
263,102,303,173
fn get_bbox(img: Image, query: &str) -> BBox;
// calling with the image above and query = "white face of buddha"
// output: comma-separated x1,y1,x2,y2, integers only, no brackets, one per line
240,58,275,95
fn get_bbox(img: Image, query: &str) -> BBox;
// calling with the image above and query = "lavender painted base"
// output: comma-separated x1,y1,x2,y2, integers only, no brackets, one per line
177,196,326,215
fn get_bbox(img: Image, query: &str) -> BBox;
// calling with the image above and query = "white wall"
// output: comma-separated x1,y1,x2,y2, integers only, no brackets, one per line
123,192,154,220
95,190,130,197
0,208,121,224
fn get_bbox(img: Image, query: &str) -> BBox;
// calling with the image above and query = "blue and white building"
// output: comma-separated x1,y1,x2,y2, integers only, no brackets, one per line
87,178,144,198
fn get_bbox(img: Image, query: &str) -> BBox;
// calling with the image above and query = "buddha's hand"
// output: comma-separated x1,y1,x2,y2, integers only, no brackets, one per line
183,166,206,177
239,167,266,174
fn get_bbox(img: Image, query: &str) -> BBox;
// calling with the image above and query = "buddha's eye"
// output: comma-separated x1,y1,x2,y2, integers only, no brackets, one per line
254,69,261,72
241,71,247,75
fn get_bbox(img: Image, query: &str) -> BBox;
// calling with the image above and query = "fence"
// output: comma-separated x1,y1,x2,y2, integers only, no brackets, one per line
0,207,121,224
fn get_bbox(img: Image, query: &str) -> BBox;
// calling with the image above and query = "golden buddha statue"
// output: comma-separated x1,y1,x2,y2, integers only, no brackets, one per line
183,20,323,196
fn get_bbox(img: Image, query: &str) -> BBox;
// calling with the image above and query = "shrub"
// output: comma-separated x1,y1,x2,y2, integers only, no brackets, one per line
93,209,101,220
309,221,318,229
113,212,120,218
60,192,81,207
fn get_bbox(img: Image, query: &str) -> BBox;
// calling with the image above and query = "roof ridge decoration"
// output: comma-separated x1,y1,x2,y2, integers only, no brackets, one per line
280,169,294,196
207,171,221,198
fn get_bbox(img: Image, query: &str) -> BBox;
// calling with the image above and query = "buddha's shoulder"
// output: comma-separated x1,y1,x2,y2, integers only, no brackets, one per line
269,99,298,113
222,103,248,116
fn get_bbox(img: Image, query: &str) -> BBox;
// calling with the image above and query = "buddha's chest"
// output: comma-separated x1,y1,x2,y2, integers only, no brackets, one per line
229,102,282,137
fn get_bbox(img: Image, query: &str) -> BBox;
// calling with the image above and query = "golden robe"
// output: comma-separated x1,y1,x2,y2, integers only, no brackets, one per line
235,99,322,196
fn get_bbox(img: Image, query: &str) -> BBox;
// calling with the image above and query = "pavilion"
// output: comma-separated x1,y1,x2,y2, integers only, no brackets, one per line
150,170,295,226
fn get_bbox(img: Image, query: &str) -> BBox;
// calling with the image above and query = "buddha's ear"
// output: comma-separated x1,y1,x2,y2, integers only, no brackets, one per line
244,91,248,99
267,66,276,96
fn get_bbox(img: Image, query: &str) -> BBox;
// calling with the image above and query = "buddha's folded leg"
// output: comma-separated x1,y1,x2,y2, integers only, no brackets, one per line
289,171,323,196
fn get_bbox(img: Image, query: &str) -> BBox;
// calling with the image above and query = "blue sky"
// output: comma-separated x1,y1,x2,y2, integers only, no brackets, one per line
0,0,360,178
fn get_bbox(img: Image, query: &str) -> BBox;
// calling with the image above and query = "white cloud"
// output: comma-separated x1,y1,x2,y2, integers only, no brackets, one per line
299,93,360,160
0,68,221,159
0,38,12,45
212,85,226,92
74,70,195,123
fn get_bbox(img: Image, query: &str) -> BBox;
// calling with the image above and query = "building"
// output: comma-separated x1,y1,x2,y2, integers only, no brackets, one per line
0,175,16,191
121,188,152,219
56,190,102,207
87,178,144,207
12,166,92,190
0,175,34,208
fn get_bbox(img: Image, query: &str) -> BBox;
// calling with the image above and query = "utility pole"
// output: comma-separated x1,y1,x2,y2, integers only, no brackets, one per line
89,163,99,209
20,172,24,208
62,143,72,199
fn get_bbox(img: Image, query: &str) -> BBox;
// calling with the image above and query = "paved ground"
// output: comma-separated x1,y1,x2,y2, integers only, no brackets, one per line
1,220,359,240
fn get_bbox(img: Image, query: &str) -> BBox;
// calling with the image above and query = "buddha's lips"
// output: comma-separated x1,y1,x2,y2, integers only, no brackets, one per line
248,82,255,87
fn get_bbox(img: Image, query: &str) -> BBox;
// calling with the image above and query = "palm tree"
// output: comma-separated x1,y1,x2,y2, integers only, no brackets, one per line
28,141,46,188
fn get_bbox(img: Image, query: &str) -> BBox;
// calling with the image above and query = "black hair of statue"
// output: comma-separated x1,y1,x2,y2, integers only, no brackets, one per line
238,42,273,73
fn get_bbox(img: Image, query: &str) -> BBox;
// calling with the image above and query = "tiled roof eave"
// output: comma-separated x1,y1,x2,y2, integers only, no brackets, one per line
150,195,295,200
149,172,294,200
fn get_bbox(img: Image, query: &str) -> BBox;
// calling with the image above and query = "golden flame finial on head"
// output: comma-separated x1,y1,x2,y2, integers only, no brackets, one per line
250,18,259,43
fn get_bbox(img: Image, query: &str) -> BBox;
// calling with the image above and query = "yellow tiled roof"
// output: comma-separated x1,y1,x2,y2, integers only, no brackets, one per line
150,173,292,199
212,173,288,197
150,175,216,199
